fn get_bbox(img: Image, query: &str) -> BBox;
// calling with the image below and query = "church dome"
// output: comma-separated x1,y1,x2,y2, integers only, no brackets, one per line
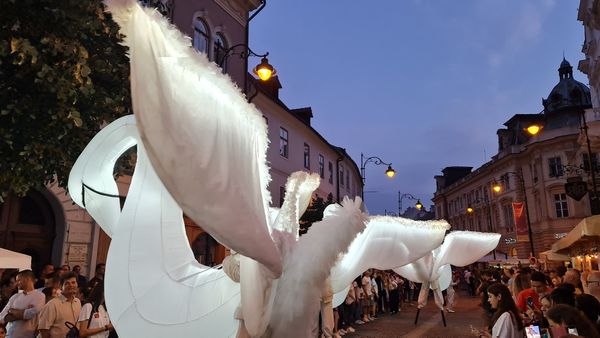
542,58,592,113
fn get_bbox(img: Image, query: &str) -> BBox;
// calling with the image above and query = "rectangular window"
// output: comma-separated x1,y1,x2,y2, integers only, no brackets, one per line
328,162,333,184
502,204,515,233
548,157,563,177
279,128,288,158
279,186,285,207
339,164,345,187
554,193,569,218
303,143,310,169
318,155,325,178
583,153,598,172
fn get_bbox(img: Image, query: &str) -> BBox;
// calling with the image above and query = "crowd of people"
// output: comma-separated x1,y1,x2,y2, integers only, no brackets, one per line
0,263,115,338
467,265,600,338
321,269,461,337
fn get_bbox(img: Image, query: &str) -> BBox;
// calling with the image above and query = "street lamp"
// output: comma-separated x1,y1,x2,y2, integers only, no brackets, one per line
525,109,600,215
493,170,535,257
360,153,396,200
398,192,422,215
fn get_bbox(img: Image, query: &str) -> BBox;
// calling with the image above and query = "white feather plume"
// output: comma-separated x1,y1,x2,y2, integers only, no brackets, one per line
270,197,367,338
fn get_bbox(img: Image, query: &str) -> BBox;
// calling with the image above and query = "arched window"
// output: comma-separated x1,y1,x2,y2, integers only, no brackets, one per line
193,18,209,55
213,33,228,71
191,232,218,266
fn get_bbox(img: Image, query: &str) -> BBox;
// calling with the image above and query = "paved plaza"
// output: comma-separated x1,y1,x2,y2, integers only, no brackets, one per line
345,291,484,338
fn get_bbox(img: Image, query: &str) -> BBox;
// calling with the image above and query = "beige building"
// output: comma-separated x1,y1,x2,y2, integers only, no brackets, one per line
433,59,598,259
0,0,361,277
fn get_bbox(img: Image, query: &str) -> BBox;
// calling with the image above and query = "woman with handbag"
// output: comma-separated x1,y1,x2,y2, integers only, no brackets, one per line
77,284,113,338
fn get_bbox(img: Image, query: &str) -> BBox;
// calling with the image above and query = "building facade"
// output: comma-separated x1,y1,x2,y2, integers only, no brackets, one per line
432,60,598,259
0,0,362,277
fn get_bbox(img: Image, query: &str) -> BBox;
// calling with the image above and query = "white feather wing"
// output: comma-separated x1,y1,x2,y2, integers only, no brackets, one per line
104,0,281,276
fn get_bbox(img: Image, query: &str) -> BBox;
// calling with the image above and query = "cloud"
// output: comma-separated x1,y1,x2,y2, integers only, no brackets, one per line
486,0,556,68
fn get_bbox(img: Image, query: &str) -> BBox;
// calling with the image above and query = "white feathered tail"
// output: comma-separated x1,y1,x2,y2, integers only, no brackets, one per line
270,197,366,338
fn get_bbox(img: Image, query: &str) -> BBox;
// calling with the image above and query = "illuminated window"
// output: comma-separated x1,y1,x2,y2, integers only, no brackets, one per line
193,18,210,55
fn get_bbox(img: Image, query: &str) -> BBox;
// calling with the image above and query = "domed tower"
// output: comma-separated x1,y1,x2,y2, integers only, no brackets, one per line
542,58,592,113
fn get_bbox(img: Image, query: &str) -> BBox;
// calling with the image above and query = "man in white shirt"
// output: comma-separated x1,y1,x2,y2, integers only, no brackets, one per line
0,270,46,338
361,271,373,322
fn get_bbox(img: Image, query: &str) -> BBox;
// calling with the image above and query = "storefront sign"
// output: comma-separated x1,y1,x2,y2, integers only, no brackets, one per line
512,202,529,242
68,244,88,262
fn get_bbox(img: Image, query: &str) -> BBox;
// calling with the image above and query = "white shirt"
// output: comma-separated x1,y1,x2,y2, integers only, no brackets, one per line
77,303,111,338
492,311,521,338
0,289,45,338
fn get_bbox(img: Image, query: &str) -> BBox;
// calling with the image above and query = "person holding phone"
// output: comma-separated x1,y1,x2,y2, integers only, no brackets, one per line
477,283,523,338
546,304,599,338
516,272,551,314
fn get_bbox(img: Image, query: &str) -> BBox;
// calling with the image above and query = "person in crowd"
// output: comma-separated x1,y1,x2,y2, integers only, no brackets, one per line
341,283,356,334
574,293,600,333
586,270,600,302
369,273,378,319
478,270,495,325
34,265,54,289
78,284,114,338
41,272,61,294
373,271,384,315
515,271,551,313
353,279,364,325
87,264,105,295
388,275,400,314
546,304,600,338
478,283,523,338
58,265,70,278
0,325,5,338
37,272,82,338
0,275,17,316
446,271,459,313
361,271,373,322
406,280,416,305
549,283,576,307
40,287,58,304
562,269,583,295
0,270,45,338
511,272,531,300
72,266,88,296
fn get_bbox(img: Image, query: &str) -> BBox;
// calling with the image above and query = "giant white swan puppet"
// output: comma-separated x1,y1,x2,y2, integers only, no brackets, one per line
394,231,501,310
68,113,366,338
70,0,368,337
329,216,451,307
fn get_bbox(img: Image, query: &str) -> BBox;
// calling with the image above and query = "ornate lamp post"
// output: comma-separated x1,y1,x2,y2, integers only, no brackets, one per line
398,192,423,215
360,153,395,200
492,171,535,257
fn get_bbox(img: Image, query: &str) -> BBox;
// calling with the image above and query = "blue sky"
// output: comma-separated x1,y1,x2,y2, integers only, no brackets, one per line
250,0,586,215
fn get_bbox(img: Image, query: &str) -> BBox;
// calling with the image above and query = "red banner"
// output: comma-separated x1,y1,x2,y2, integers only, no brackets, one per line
512,202,529,242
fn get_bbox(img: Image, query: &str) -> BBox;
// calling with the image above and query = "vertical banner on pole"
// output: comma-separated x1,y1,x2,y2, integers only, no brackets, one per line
512,202,529,242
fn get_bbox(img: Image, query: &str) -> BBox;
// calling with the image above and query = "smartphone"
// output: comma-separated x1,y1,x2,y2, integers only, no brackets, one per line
525,325,541,338
526,296,534,308
568,327,579,335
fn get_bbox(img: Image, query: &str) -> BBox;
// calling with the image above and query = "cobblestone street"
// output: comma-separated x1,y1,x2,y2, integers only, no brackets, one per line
345,291,484,338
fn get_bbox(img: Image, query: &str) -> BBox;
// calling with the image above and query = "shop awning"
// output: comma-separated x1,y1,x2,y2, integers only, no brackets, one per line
0,248,31,271
551,215,600,254
539,250,570,261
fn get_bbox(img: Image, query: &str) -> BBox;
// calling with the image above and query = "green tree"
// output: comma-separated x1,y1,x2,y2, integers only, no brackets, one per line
299,193,335,235
0,0,131,199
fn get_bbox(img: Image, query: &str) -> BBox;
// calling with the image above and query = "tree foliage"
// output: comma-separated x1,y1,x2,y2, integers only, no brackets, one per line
0,0,131,198
299,193,335,235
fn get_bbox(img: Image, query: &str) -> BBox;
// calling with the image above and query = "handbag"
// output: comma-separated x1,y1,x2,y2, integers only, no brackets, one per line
64,321,80,338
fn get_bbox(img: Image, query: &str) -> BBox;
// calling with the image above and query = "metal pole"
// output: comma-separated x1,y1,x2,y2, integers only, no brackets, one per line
518,171,535,257
582,110,600,214
486,199,497,260
360,153,365,201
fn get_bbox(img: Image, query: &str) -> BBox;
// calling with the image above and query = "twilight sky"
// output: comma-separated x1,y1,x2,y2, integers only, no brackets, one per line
250,0,585,215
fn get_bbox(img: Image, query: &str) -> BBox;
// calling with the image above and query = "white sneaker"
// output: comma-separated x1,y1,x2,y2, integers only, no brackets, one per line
355,320,365,325
447,309,455,313
347,327,356,333
339,329,346,336
363,317,370,323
